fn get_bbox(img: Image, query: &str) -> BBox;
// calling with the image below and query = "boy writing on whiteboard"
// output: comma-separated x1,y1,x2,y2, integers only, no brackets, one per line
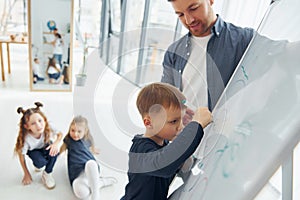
121,82,212,200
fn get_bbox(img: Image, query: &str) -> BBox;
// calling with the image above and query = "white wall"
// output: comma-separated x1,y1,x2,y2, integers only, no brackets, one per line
30,0,71,68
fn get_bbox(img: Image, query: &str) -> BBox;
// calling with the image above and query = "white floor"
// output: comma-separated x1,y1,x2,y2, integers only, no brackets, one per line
1,44,299,200
0,44,129,200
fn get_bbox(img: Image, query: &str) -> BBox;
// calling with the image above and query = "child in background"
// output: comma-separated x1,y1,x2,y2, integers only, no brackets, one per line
46,57,62,84
51,30,64,69
60,115,117,200
32,58,44,84
14,102,62,189
121,82,212,200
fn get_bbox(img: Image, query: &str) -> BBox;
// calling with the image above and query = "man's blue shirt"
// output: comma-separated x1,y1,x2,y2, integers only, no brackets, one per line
162,15,254,110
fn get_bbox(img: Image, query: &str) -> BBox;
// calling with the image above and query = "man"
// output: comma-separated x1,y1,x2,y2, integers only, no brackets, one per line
162,0,254,112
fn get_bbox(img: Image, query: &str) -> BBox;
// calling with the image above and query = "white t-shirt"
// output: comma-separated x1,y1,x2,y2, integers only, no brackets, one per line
21,124,60,155
47,63,60,74
182,34,212,108
53,37,63,55
32,62,44,78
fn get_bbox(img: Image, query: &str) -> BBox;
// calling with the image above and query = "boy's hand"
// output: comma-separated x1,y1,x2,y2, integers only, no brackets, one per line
192,107,212,128
183,108,194,126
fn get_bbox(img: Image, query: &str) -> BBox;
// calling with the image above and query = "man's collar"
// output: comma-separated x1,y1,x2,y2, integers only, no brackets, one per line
211,14,223,37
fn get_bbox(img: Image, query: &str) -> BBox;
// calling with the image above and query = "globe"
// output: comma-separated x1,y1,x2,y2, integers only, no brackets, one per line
47,20,56,31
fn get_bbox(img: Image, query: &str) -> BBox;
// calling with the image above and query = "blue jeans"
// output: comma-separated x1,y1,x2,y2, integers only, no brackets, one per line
33,74,44,81
53,54,62,69
27,145,58,173
48,72,61,80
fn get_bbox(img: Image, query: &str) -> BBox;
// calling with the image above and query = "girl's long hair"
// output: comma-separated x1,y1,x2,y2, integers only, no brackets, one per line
63,115,95,150
14,102,51,154
48,57,56,68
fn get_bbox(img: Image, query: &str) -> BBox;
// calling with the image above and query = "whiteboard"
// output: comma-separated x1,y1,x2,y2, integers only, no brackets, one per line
169,0,300,199
72,0,300,198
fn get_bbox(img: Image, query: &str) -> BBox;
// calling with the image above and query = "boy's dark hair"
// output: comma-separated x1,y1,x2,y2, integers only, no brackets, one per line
136,82,186,117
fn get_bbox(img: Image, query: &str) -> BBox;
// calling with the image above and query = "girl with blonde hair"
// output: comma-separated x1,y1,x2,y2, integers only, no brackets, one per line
60,115,117,200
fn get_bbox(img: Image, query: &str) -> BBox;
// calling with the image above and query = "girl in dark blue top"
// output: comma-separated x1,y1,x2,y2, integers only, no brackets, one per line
60,116,116,200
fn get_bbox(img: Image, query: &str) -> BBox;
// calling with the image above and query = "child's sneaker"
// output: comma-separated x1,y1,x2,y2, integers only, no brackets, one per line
42,171,56,189
34,166,45,172
99,176,118,189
